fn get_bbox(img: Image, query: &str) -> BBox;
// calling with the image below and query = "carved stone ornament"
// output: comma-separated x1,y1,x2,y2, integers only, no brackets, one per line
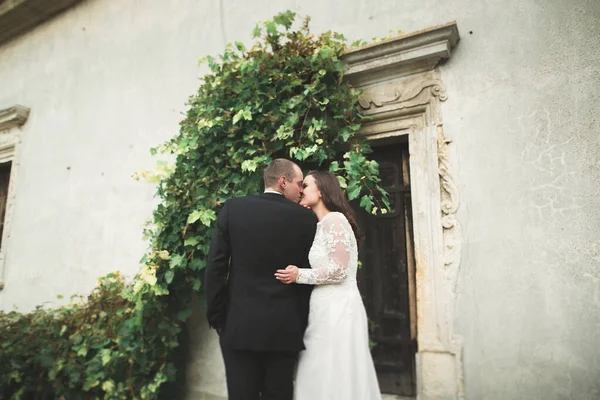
358,79,448,110
0,105,30,131
439,136,463,314
0,104,28,290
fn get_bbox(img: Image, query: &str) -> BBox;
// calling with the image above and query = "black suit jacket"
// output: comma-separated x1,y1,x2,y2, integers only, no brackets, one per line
204,193,317,352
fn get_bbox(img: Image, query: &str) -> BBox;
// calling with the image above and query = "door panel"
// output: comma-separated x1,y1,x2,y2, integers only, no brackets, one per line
354,142,416,396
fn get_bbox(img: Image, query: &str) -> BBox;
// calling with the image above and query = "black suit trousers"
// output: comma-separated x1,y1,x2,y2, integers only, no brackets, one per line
220,337,298,400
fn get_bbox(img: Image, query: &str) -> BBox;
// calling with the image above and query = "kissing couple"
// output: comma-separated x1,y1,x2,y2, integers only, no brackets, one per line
205,158,381,400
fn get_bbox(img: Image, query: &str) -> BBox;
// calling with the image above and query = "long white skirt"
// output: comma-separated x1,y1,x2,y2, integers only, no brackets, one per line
294,284,382,400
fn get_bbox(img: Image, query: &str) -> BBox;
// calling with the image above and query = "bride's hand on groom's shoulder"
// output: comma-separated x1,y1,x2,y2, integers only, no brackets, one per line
299,199,311,209
275,265,299,284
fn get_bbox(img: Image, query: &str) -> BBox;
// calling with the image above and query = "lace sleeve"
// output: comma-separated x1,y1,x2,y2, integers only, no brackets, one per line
296,213,353,285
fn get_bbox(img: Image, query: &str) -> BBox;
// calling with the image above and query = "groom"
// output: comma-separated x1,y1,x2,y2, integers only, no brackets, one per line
204,158,317,400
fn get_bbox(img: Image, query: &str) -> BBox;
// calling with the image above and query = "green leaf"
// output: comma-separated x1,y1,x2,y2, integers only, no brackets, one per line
252,24,262,38
232,109,245,125
199,210,217,226
177,307,192,322
70,333,83,345
169,254,186,269
266,21,277,35
276,125,293,140
192,278,202,291
101,349,112,366
165,270,175,284
184,236,201,247
77,345,88,357
235,41,246,52
187,210,202,225
360,195,373,213
191,258,206,272
273,10,296,29
336,175,347,188
102,380,115,393
319,46,332,59
295,148,308,161
347,182,361,200
368,159,379,174
241,159,258,172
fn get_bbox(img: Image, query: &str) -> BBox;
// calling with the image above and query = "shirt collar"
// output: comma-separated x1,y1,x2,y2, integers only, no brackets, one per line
263,189,283,196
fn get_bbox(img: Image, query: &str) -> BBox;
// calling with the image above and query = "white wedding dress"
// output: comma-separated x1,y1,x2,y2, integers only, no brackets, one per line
294,211,382,400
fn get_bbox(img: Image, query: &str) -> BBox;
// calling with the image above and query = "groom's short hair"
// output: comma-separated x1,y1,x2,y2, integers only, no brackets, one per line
264,159,298,188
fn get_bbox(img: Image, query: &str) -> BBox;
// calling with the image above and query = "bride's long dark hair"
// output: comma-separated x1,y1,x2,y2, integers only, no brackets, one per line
307,170,363,246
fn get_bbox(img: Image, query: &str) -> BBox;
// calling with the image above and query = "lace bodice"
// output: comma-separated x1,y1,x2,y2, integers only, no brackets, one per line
296,212,358,285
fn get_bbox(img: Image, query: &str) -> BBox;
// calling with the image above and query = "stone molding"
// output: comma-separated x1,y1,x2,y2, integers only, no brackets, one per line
343,21,460,87
0,105,28,290
343,22,464,399
0,105,30,131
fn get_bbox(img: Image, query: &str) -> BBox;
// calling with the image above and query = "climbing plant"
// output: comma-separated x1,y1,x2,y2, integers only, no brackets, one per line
0,11,388,399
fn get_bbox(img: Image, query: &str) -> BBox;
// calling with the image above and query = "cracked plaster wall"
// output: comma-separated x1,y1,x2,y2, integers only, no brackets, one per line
0,0,598,399
440,1,600,399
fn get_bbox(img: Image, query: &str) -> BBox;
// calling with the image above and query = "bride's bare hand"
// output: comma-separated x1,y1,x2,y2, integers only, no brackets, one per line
275,265,299,284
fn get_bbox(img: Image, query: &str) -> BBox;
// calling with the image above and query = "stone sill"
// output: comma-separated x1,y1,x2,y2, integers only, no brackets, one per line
0,0,83,46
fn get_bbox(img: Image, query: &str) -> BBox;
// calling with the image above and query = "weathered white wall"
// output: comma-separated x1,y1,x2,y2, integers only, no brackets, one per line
0,0,599,399
442,1,600,399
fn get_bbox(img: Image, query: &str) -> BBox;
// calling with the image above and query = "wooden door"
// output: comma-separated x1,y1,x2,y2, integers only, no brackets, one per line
354,142,417,396
0,162,11,249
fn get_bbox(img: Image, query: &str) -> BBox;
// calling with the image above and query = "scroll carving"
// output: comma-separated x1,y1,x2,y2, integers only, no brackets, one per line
358,79,447,110
438,136,462,291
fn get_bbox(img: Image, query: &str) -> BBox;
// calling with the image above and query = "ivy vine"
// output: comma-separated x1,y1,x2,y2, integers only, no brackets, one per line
0,11,388,399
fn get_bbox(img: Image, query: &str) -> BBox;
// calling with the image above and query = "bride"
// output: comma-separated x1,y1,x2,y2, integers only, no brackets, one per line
275,170,382,400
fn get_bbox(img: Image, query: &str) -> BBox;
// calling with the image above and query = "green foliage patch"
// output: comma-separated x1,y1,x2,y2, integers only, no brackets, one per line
0,11,388,399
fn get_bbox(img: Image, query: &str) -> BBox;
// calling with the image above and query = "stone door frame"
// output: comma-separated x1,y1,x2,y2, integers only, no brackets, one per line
342,22,463,399
0,105,29,290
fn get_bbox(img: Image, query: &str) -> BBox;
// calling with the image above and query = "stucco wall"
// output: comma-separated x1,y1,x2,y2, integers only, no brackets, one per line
0,0,598,399
443,1,600,399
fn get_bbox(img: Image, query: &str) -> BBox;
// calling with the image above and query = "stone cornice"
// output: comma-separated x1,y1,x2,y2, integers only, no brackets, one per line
0,105,30,131
342,21,460,86
0,0,83,46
